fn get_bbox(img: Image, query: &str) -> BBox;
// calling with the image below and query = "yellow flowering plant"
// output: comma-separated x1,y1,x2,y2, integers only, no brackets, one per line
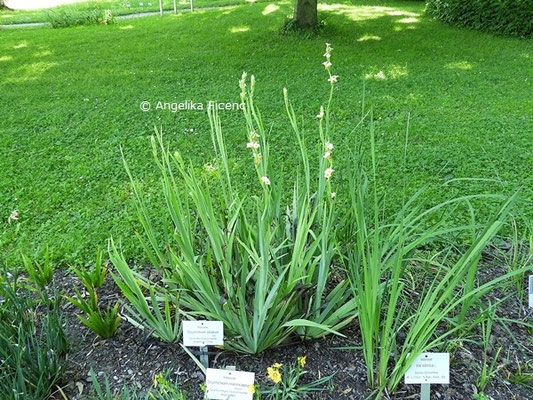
261,357,334,399
147,371,187,400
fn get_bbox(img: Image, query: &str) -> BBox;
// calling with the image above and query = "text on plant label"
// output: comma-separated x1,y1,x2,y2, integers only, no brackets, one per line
182,321,224,347
404,353,450,384
205,368,255,400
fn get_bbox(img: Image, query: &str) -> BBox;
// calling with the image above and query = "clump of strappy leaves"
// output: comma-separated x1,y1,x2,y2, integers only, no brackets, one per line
66,249,120,339
0,272,70,400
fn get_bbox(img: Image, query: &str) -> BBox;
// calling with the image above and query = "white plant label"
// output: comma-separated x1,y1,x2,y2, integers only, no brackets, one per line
529,275,533,307
182,321,224,347
405,352,450,384
205,368,255,400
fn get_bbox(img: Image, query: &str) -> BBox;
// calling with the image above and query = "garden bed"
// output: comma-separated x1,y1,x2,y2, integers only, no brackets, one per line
50,251,532,399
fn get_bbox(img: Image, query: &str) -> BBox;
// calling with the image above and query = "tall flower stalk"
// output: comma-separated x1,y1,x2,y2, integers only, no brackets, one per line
113,46,355,353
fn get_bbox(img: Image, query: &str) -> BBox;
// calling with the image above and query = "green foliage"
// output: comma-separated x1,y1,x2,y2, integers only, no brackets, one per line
507,360,533,388
500,220,532,303
88,369,188,399
342,112,530,394
110,245,181,343
0,275,69,400
476,305,503,393
261,357,334,399
88,368,140,400
426,0,533,37
66,248,119,338
150,372,188,400
21,246,54,288
70,248,109,289
113,57,355,353
66,286,121,339
47,7,115,28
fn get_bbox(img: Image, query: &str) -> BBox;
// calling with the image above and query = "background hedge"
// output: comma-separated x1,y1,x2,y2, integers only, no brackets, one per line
426,0,533,37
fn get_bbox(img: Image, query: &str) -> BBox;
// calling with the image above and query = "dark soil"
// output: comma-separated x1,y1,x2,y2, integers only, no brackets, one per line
49,251,533,400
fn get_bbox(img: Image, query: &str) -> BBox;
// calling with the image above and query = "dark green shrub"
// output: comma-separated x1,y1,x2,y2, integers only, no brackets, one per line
47,8,116,28
426,0,533,37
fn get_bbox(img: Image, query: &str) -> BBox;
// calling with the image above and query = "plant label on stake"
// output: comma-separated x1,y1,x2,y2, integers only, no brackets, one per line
405,353,450,400
205,368,255,400
182,321,224,369
183,321,224,346
529,275,533,307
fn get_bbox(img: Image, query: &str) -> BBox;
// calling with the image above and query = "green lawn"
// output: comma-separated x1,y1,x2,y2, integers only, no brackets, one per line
1,0,532,267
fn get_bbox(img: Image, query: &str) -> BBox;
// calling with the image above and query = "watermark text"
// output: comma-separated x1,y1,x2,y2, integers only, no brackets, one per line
140,100,244,112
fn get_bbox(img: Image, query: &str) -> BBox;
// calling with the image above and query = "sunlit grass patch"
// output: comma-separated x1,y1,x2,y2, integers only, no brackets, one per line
445,61,474,70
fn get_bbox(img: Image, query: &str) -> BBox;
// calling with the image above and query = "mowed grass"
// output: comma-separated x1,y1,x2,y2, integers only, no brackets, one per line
1,0,532,266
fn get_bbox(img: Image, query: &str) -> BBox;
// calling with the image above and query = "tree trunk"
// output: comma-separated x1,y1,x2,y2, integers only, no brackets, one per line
293,0,318,29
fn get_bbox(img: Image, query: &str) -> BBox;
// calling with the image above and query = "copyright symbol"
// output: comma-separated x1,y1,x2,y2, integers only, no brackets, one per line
140,101,151,112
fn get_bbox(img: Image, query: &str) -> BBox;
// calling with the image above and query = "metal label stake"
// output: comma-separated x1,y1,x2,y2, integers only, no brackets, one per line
200,345,209,369
182,320,223,371
529,275,533,307
421,383,430,400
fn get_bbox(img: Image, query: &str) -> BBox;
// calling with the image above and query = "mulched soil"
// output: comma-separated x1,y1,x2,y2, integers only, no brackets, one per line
49,247,532,400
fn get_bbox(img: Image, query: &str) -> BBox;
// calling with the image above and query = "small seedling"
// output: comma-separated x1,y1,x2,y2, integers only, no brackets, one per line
21,246,54,288
507,359,533,388
476,305,504,393
66,287,120,339
70,248,109,289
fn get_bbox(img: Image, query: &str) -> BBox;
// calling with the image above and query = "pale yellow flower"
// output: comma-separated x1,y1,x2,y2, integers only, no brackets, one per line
331,192,336,199
248,384,256,394
261,176,271,185
324,43,333,58
153,373,163,387
325,142,334,151
324,167,334,179
323,151,331,159
267,366,282,384
317,106,324,119
246,142,260,149
328,75,339,83
239,71,247,86
323,60,332,69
